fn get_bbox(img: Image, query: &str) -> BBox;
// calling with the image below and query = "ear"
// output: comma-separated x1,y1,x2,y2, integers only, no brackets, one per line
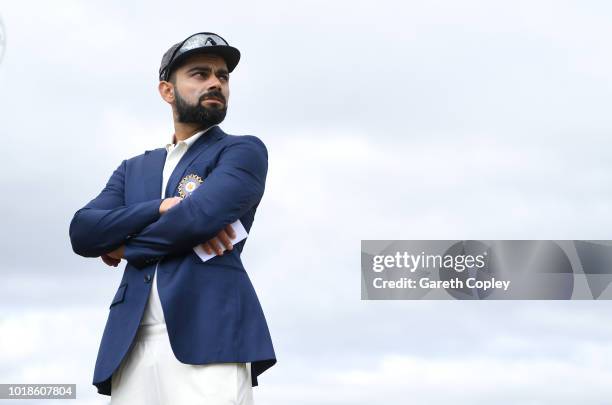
158,81,175,104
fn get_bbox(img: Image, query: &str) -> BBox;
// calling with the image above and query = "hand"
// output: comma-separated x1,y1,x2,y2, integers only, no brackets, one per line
107,245,125,261
101,254,120,267
159,197,183,215
200,224,236,256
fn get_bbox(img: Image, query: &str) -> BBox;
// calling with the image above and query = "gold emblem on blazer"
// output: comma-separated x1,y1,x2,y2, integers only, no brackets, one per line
178,174,204,198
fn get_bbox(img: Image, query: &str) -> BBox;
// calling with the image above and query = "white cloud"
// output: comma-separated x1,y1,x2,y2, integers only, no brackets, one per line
0,309,109,404
2,1,612,403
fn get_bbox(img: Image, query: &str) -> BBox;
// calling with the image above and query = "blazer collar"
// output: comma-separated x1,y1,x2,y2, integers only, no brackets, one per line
164,125,225,198
143,125,226,200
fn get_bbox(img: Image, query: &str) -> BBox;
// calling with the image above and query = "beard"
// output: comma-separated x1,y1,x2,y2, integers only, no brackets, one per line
175,88,227,127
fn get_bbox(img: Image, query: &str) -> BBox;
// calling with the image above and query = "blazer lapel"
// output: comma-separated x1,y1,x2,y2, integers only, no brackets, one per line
164,126,226,198
143,148,167,200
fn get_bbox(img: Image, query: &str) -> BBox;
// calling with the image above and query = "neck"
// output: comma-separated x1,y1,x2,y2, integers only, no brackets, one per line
172,121,210,143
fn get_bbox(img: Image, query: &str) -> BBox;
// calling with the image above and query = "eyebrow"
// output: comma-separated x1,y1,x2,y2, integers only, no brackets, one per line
186,66,229,76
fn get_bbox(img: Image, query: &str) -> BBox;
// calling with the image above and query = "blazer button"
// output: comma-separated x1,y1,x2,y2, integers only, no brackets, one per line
144,274,152,283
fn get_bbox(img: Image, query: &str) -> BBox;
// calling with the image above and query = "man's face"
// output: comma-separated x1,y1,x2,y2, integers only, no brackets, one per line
169,53,230,126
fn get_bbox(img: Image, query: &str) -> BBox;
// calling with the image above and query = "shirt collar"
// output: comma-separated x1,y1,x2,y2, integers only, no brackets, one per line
165,124,218,152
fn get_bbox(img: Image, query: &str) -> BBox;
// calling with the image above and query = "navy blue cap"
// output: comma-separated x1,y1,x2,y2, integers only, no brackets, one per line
159,32,240,81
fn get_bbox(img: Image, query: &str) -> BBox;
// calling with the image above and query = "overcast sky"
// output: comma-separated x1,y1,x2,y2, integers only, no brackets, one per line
1,0,612,404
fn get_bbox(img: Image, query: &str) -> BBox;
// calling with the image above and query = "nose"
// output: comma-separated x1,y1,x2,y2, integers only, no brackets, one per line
207,75,223,91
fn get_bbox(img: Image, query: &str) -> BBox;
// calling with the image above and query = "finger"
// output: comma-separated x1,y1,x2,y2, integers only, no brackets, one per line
101,255,119,267
168,198,182,210
208,237,223,256
225,224,236,239
201,242,212,255
217,230,233,251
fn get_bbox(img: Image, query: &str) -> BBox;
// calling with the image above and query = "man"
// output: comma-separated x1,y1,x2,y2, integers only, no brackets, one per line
69,32,276,404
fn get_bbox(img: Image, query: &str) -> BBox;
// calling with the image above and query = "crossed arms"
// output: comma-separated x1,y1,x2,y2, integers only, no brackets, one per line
101,198,236,268
69,136,268,269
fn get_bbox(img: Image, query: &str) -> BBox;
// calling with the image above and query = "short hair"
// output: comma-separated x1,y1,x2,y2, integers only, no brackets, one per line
168,69,177,85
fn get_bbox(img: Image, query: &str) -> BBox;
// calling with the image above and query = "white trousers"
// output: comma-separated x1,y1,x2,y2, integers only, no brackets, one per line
110,323,254,405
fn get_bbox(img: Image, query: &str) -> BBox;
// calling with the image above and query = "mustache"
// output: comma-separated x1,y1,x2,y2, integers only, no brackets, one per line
199,91,226,104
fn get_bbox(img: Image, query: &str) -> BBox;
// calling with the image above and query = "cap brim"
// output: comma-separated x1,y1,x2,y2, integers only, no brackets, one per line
169,45,241,74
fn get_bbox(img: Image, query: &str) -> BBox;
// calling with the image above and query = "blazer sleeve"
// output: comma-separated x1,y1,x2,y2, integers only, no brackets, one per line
123,136,268,269
69,159,164,258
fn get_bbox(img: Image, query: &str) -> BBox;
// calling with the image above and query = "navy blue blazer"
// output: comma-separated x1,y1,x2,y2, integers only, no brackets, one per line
69,126,276,396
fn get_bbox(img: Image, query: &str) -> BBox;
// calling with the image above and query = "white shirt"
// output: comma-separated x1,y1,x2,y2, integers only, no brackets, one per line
140,125,216,326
